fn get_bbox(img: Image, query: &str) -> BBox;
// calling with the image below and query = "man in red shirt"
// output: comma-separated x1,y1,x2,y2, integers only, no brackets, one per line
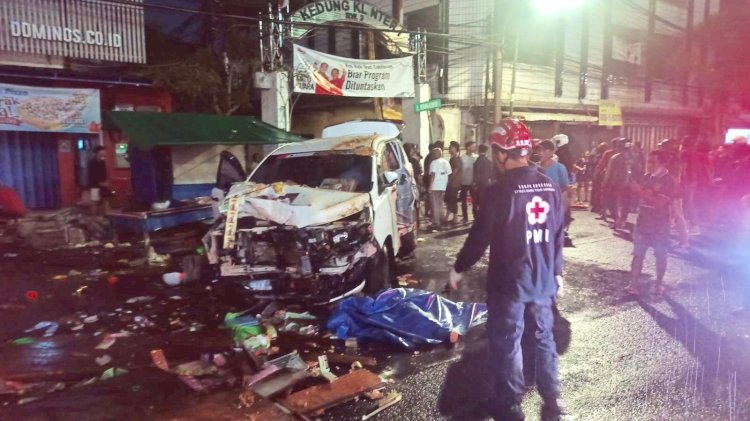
329,68,346,96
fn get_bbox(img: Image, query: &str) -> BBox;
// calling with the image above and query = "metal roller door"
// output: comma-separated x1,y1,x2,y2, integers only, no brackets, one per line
624,125,679,154
0,131,60,209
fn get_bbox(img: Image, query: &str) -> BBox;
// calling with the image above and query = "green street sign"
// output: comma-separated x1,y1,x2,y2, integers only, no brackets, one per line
414,98,442,113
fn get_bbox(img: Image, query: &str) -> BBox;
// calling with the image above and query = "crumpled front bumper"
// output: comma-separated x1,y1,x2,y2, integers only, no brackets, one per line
220,257,369,304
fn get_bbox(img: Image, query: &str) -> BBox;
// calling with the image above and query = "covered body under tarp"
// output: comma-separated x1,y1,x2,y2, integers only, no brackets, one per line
327,288,488,349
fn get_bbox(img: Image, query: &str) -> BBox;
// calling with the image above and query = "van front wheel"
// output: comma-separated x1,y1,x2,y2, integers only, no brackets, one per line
364,244,393,294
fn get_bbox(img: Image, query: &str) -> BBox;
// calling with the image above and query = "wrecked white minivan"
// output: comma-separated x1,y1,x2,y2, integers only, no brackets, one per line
204,121,417,304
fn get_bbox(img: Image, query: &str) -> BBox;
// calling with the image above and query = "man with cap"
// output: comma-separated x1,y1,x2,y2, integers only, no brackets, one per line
603,137,643,230
538,139,573,247
449,119,566,421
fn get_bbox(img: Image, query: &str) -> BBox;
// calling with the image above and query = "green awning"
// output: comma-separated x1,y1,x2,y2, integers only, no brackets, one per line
106,111,301,149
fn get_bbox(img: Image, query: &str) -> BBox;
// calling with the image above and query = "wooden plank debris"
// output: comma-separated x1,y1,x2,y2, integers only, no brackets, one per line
282,369,384,414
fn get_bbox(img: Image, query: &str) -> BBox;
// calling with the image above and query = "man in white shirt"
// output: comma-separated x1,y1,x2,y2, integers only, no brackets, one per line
429,146,452,229
459,141,477,223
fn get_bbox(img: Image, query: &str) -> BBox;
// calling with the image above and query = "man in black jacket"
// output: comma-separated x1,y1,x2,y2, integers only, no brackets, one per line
88,145,110,215
472,144,495,212
449,119,566,421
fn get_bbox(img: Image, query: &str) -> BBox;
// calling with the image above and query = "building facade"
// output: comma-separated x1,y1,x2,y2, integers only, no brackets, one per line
0,0,170,210
405,0,722,156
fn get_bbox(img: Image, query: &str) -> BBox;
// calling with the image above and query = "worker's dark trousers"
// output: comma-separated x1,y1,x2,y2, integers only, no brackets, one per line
487,296,560,408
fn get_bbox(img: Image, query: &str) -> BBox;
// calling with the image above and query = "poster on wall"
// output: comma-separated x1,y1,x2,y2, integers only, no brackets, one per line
0,83,101,133
293,44,415,98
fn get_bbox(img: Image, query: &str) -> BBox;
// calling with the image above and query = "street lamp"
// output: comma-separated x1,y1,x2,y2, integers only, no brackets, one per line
533,0,584,14
506,0,585,117
493,0,585,124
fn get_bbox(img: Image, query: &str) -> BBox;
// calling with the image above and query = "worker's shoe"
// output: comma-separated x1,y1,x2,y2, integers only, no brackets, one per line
482,399,525,421
492,404,525,421
541,399,567,421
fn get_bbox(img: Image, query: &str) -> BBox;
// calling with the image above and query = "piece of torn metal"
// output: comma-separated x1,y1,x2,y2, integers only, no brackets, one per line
243,365,281,389
251,368,309,398
220,183,370,228
268,351,308,371
317,355,337,383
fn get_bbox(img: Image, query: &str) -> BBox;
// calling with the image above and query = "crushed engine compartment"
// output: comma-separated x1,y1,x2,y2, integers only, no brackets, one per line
204,210,377,303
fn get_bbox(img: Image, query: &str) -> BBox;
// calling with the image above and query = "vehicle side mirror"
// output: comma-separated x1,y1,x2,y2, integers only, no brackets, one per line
383,171,399,187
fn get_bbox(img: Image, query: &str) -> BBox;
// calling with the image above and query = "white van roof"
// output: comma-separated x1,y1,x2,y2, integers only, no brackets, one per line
273,134,384,155
321,120,401,139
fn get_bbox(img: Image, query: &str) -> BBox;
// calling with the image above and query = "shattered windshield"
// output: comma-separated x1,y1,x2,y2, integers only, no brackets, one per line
250,153,373,193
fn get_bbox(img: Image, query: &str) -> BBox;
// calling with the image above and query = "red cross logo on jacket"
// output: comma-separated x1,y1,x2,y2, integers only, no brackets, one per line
526,196,550,225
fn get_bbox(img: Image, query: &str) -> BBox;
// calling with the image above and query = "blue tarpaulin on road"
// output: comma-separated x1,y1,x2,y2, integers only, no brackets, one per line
327,288,488,349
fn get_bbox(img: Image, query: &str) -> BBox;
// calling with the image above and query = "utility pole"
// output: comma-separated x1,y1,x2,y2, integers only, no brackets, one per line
509,25,520,117
368,31,382,117
493,0,504,124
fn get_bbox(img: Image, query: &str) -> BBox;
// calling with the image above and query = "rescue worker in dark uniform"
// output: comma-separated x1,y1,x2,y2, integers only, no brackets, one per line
449,119,566,421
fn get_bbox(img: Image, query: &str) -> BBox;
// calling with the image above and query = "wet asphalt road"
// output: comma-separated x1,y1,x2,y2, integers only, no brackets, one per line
2,211,750,420
361,211,750,421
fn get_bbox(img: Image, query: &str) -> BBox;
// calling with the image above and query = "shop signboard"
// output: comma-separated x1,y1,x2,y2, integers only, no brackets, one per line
289,0,410,54
293,44,415,98
0,0,146,63
598,100,623,126
0,83,101,134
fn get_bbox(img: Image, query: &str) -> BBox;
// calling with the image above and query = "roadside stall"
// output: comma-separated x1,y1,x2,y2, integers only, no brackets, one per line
105,111,300,244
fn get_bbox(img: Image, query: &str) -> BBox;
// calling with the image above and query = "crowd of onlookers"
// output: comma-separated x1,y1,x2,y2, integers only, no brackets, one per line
581,135,750,239
403,140,495,231
408,135,576,240
405,131,750,313
405,133,750,234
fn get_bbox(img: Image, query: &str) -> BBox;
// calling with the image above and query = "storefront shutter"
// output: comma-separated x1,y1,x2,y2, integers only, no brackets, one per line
0,132,60,209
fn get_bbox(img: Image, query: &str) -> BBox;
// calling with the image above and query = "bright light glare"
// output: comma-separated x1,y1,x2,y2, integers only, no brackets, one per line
725,128,750,144
534,0,584,14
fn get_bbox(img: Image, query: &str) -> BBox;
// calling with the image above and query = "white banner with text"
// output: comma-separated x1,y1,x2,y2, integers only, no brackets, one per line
293,44,415,98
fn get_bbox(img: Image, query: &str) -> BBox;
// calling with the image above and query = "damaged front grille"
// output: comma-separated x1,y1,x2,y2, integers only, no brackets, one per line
206,211,376,302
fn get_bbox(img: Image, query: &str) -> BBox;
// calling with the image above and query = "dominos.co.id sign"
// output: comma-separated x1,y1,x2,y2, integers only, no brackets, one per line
0,0,146,63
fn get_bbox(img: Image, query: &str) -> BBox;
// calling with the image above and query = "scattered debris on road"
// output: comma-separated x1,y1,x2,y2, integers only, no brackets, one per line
0,235,460,420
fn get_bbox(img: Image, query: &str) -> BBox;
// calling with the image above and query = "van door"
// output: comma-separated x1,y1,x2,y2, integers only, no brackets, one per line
372,144,399,252
212,151,247,218
216,151,247,190
387,142,416,233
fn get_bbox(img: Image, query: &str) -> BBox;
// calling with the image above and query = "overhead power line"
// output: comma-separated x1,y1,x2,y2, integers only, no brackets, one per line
82,0,494,48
